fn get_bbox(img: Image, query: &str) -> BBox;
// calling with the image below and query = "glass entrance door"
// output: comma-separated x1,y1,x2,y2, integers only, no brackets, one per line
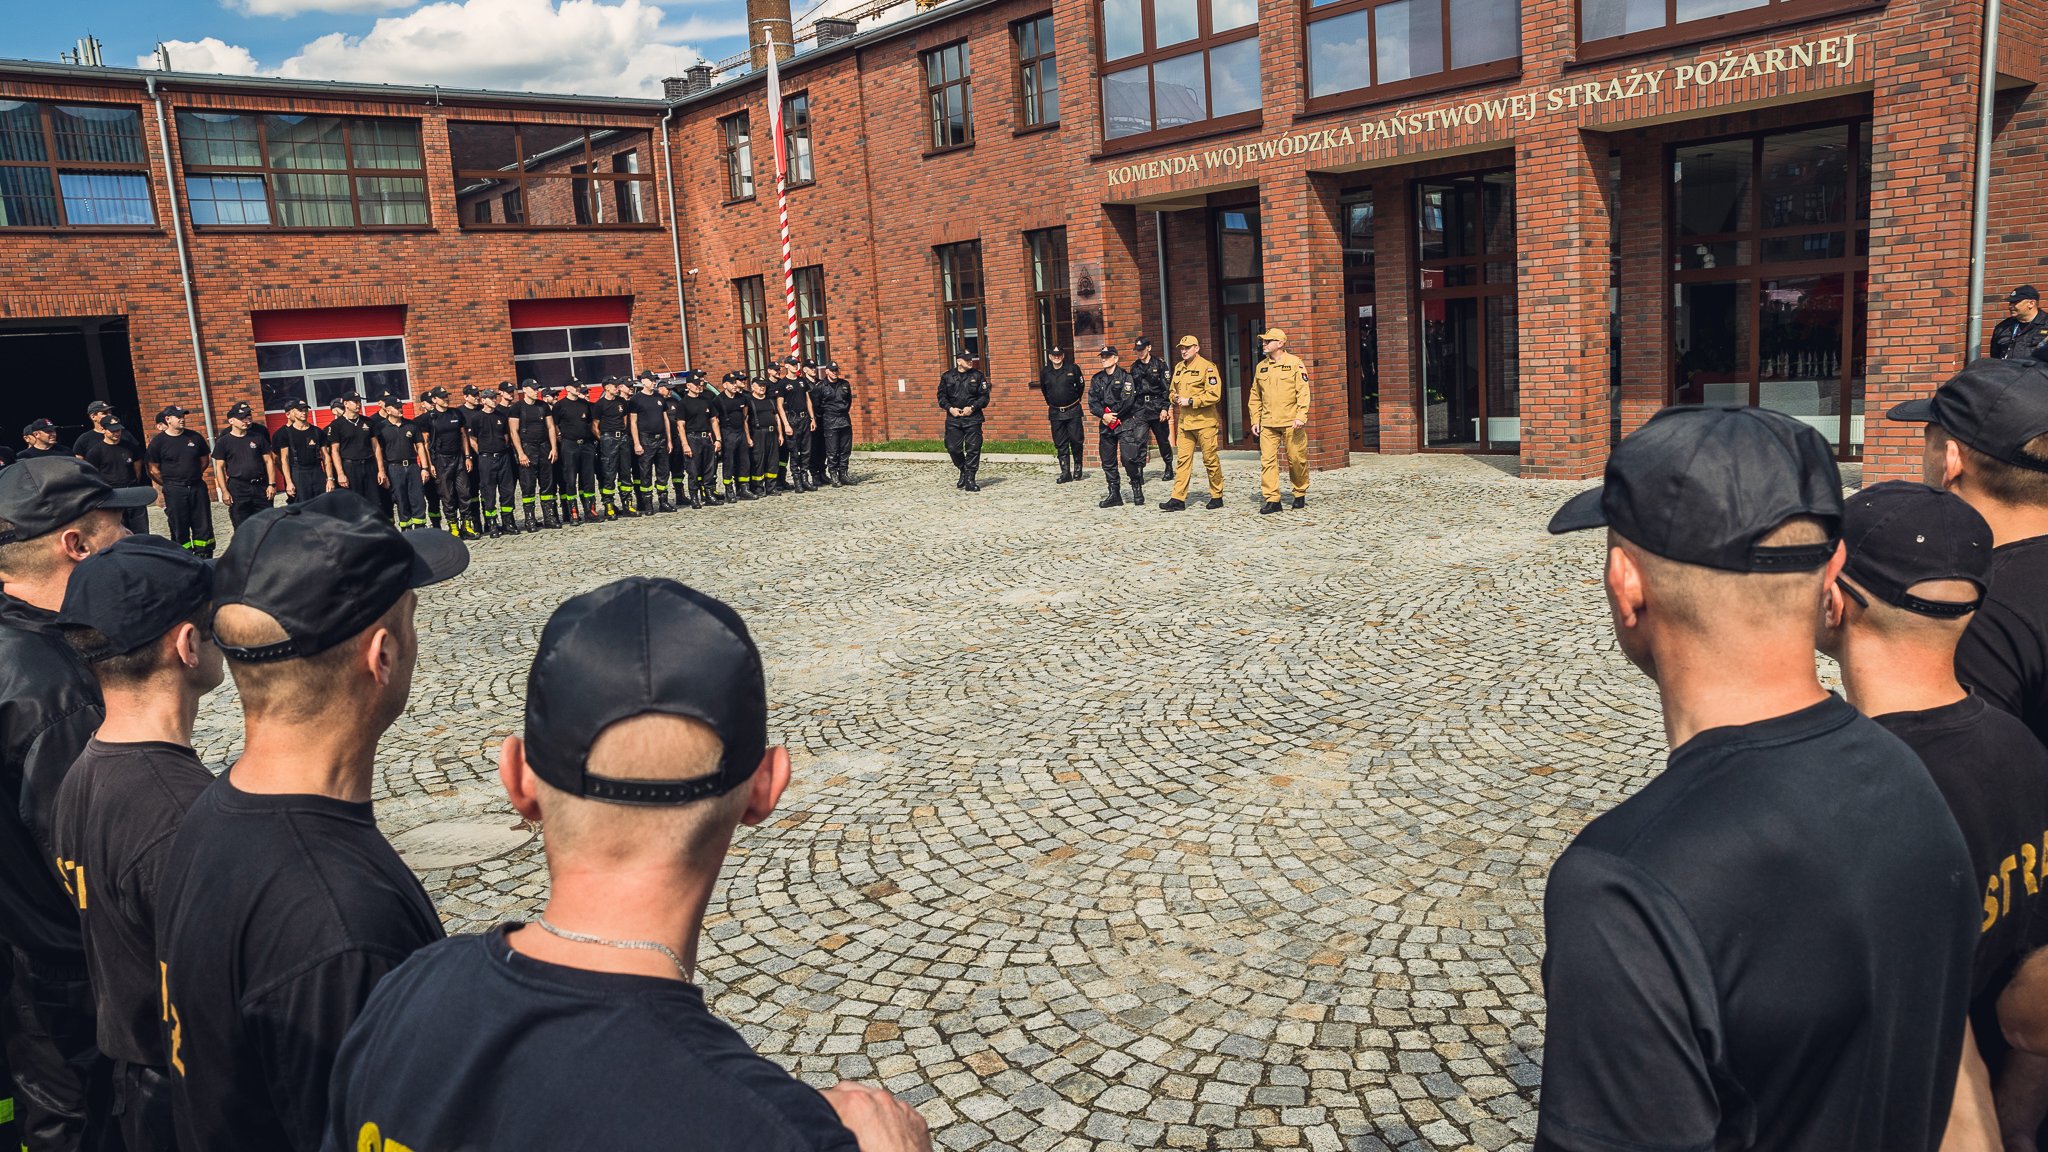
1212,205,1262,445
1415,171,1517,452
1342,191,1378,451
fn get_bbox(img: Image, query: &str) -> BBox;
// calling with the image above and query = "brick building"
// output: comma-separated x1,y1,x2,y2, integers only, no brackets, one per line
1,0,2042,478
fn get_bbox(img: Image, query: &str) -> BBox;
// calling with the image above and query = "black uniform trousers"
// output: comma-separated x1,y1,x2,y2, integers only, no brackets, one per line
287,464,327,505
821,423,853,479
781,415,813,485
668,440,690,499
635,438,671,496
944,417,983,477
515,444,555,516
431,454,470,524
598,433,631,505
112,1061,174,1152
721,433,749,489
476,450,516,519
4,946,110,1152
1098,425,1148,491
160,480,213,555
225,477,272,528
680,434,717,493
387,459,427,529
1048,404,1084,472
749,429,780,489
1149,416,1175,479
559,440,597,509
338,457,379,507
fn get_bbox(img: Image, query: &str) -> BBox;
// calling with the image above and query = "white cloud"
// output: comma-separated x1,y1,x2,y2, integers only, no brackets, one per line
227,0,419,18
139,37,268,76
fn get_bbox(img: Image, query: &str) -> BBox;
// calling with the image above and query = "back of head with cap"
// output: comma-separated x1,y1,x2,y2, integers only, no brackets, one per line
0,457,151,595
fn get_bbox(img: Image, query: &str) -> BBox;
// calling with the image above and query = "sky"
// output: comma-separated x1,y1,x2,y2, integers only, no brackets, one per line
5,0,848,99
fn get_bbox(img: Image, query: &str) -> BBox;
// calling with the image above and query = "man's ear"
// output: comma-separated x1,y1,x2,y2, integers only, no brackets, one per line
498,736,544,823
1942,437,1967,490
171,622,202,670
739,746,792,827
1605,544,1646,631
365,628,397,688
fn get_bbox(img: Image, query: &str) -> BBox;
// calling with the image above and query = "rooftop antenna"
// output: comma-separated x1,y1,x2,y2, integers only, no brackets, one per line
61,35,105,66
154,41,174,71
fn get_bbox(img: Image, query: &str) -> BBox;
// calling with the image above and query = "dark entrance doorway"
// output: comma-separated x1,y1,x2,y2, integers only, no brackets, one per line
1415,171,1518,453
1342,190,1378,451
1210,203,1262,446
0,317,140,448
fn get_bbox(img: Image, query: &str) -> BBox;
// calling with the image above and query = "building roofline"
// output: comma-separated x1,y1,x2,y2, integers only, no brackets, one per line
672,0,1007,110
0,59,672,113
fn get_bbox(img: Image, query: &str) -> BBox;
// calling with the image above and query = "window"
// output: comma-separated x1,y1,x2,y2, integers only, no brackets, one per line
0,101,154,228
793,266,830,364
1304,0,1519,107
782,95,815,187
736,277,771,376
1026,228,1072,366
1098,0,1259,145
1014,15,1059,128
937,241,986,361
178,113,427,229
924,43,975,151
252,307,411,414
721,113,755,201
471,199,492,225
448,122,657,228
509,298,635,387
1582,0,1870,55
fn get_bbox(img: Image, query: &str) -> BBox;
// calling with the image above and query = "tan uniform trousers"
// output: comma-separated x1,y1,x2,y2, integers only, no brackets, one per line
1259,426,1309,501
1170,423,1224,500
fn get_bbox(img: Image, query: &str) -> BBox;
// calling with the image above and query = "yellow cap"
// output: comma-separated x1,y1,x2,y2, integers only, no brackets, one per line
1258,328,1285,343
1177,335,1199,348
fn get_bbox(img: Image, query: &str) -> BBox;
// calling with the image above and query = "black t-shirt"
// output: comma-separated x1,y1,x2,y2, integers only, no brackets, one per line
158,773,444,1152
716,390,750,431
18,446,71,460
79,436,144,486
419,410,467,458
274,424,327,470
628,393,669,441
472,408,512,454
553,397,595,442
747,394,781,432
595,397,629,436
48,738,214,1066
328,416,376,462
374,419,419,467
213,427,273,482
510,401,552,449
677,393,718,437
1534,696,1976,1152
325,925,858,1152
75,427,141,458
147,430,210,485
1957,536,2048,748
774,380,812,424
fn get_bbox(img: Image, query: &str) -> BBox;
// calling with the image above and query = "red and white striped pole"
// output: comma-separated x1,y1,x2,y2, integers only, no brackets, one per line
765,36,800,360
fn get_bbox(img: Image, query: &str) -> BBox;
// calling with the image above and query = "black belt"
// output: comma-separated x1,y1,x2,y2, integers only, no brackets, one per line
1050,401,1083,411
600,430,628,438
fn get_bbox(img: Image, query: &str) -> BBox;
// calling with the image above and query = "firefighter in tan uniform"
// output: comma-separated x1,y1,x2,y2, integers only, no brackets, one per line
1249,328,1310,514
1159,335,1225,511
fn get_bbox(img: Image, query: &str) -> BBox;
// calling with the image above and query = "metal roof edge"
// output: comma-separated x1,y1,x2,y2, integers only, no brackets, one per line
0,58,673,112
665,0,1010,111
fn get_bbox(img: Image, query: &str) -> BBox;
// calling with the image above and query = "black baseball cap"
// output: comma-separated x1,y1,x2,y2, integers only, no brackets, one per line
1549,406,1843,572
524,578,768,806
1886,358,2048,472
285,398,311,413
1048,347,1065,357
210,490,468,662
58,535,213,661
1839,481,1991,618
1133,336,1153,349
85,401,112,415
462,384,481,397
825,361,840,372
157,405,186,421
1099,345,1117,357
102,419,125,433
2010,285,2040,304
226,402,253,420
0,457,155,544
22,419,56,437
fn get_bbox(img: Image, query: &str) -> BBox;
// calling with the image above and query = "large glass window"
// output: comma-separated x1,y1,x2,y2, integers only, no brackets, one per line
1098,0,1260,144
257,336,411,413
737,277,770,376
1583,0,1870,54
179,112,426,229
1670,122,1869,458
721,114,755,200
1304,0,1519,105
1417,171,1517,453
511,323,633,387
782,95,814,187
937,241,986,361
448,122,657,228
924,43,975,151
1015,15,1060,128
1026,228,1072,367
0,101,155,228
794,266,830,364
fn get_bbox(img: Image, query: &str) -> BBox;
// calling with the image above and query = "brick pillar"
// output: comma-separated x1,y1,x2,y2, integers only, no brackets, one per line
1863,0,1982,481
1163,208,1214,350
1616,141,1666,440
1259,170,1350,469
1516,124,1613,480
1374,170,1417,455
1066,205,1147,355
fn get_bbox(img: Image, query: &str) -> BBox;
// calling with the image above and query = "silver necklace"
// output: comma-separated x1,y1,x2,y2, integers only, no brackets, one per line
534,917,689,981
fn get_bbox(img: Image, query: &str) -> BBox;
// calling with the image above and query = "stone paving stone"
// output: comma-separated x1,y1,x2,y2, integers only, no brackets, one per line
182,454,1676,1151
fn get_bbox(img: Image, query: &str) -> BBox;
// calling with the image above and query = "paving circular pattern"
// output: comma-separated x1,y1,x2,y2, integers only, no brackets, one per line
188,453,1678,1152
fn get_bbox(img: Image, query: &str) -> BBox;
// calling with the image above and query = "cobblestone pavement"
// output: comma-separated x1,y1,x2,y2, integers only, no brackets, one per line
190,453,1679,1152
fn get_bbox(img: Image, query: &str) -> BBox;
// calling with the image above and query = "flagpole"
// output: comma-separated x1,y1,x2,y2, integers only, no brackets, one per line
765,34,801,360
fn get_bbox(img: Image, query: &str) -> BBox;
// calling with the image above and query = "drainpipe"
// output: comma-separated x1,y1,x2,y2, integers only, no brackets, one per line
659,105,693,369
1965,0,2003,361
148,76,215,438
1155,211,1171,342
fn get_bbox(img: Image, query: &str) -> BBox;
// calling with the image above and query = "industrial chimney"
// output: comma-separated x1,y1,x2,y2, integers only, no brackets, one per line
815,17,857,46
747,0,794,70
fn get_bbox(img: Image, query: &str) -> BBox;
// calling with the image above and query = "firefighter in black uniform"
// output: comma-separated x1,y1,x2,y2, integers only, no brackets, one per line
814,362,854,486
274,400,329,507
509,380,560,531
473,387,519,536
326,394,379,503
629,376,675,513
374,395,429,530
778,359,818,492
593,378,633,518
457,385,486,532
661,375,691,509
1087,346,1149,508
1039,346,1085,483
421,389,476,538
210,401,277,528
1991,285,2048,361
937,352,991,492
71,399,133,457
1129,337,1173,484
146,406,214,555
552,381,598,525
79,416,150,532
744,376,784,498
713,373,750,500
676,373,722,508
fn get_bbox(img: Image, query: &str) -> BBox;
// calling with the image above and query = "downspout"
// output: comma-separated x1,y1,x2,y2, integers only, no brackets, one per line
1966,0,2003,361
148,76,215,438
660,105,693,369
1155,211,1170,341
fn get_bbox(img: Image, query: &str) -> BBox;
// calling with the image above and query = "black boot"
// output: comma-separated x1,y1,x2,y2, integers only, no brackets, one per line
1132,484,1144,506
502,512,521,535
964,469,981,493
657,490,676,513
542,502,561,529
1057,458,1072,483
1099,488,1123,508
690,482,704,510
522,508,540,533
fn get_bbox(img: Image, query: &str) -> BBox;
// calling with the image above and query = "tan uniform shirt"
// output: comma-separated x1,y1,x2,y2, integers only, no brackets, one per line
1170,355,1223,431
1249,352,1310,428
